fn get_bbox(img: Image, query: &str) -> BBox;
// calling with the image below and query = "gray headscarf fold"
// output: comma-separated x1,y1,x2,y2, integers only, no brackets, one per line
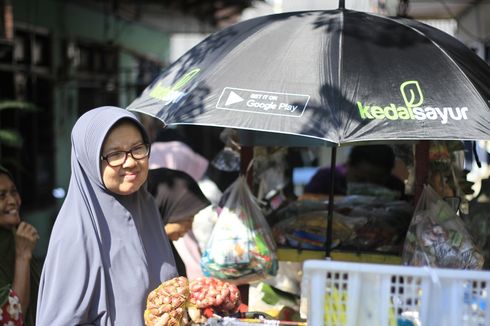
37,106,177,326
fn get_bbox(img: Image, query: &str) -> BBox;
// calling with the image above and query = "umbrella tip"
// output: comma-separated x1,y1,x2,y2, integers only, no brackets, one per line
338,0,345,9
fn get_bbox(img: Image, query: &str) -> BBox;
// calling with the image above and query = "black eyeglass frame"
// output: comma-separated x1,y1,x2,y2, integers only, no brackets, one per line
100,143,150,167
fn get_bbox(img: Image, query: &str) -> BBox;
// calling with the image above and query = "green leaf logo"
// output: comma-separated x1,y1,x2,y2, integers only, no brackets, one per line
400,80,424,109
150,68,200,102
172,68,201,91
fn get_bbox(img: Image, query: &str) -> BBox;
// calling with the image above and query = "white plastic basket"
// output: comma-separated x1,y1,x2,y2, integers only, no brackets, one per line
301,260,490,326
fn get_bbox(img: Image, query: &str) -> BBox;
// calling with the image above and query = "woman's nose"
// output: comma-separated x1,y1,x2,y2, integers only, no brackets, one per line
122,154,138,167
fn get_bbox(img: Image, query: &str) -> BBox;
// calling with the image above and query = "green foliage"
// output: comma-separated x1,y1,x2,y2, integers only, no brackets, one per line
0,129,22,147
0,100,40,148
0,100,40,112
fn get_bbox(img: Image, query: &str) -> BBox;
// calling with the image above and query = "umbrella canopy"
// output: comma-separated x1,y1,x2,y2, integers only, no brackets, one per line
127,8,490,146
127,6,490,258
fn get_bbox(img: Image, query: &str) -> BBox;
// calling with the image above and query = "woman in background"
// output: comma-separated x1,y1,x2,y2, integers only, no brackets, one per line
147,167,210,278
0,166,40,326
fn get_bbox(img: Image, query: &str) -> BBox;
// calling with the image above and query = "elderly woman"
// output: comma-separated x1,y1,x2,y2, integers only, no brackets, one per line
37,107,177,325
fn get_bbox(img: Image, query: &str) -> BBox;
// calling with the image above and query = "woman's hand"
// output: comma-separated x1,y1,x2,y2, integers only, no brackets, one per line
15,221,39,260
13,221,39,315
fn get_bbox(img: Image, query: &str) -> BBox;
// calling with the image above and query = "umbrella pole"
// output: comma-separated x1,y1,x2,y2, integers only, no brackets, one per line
325,146,337,258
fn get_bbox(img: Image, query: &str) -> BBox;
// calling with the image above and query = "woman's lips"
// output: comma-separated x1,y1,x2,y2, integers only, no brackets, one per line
122,172,138,181
1,209,20,225
3,208,18,216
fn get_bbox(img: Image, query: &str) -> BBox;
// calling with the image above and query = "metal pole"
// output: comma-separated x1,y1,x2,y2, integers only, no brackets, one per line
338,0,345,9
325,146,337,258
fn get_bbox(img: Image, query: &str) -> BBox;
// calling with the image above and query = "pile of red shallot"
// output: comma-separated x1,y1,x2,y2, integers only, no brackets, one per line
144,276,241,325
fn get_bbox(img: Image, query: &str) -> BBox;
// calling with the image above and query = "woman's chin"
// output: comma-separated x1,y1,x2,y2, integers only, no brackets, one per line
0,216,21,229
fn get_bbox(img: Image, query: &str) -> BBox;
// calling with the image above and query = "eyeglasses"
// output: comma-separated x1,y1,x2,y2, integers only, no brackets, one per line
101,143,150,167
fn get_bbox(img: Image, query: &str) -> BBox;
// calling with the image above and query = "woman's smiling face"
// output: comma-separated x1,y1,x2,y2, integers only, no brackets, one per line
0,173,21,229
100,120,149,195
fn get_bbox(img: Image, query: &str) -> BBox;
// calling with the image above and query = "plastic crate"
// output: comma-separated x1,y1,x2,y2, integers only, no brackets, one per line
301,260,490,326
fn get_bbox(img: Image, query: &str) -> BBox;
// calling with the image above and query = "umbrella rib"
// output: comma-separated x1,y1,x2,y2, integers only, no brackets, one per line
337,9,344,144
323,10,345,258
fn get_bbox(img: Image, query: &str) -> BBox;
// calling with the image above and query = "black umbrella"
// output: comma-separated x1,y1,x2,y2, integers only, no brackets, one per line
127,2,490,256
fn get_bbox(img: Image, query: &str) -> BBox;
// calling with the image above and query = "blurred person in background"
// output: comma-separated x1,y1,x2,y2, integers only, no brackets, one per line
304,144,405,199
149,127,223,204
148,127,223,280
147,167,210,279
0,166,41,326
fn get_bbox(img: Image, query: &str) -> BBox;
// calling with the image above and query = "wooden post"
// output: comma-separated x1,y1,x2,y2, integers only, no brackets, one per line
238,145,253,308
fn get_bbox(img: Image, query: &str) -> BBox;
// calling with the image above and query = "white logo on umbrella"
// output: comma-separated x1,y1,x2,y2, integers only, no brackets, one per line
225,91,244,106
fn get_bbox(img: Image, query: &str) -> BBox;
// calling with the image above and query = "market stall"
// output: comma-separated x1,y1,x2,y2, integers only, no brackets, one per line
124,1,490,324
139,138,490,325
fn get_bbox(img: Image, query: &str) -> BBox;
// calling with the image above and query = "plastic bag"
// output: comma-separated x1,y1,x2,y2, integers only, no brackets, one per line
201,176,278,284
347,182,399,200
402,185,484,269
211,128,241,172
253,147,289,210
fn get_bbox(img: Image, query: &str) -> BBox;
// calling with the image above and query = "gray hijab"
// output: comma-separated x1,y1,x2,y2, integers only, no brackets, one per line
37,107,177,325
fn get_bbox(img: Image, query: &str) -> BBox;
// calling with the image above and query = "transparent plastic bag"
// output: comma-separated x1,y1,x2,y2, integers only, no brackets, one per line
402,185,484,269
211,128,241,172
201,176,278,284
211,147,241,172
